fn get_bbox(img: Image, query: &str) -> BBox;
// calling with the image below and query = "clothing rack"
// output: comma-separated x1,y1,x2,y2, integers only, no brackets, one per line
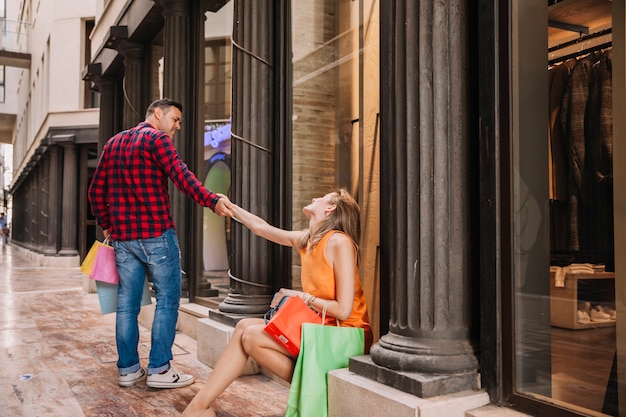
549,41,612,66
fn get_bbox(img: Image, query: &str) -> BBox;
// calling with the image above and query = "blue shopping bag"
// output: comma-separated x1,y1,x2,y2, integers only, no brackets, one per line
95,277,152,315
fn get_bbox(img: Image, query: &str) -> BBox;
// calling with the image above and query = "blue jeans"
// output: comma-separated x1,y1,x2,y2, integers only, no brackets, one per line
112,228,181,375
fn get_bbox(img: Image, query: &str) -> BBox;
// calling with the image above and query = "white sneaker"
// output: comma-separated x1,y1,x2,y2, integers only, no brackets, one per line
119,367,146,387
601,305,617,320
577,310,590,324
590,307,611,321
147,367,195,389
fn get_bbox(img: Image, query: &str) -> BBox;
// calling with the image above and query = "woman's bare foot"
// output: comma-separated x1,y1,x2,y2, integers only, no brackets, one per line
181,407,216,417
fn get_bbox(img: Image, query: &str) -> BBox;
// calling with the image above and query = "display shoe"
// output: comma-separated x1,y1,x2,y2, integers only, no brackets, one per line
601,305,617,320
147,367,195,389
119,367,146,387
577,301,591,315
577,309,591,324
590,307,611,321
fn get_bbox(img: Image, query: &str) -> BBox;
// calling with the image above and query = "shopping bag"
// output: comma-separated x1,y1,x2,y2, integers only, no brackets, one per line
264,296,321,357
285,322,364,417
80,240,109,275
95,277,152,315
89,241,120,284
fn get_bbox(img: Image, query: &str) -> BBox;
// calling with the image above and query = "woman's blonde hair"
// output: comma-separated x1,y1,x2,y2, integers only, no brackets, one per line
298,188,360,253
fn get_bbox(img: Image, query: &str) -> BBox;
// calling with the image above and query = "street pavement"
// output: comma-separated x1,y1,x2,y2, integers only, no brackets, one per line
0,244,288,417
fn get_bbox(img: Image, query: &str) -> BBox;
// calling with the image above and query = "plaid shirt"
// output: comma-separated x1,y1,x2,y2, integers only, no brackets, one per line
88,122,220,241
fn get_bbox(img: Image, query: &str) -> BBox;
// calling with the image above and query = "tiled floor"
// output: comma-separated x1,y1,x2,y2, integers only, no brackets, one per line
0,244,288,417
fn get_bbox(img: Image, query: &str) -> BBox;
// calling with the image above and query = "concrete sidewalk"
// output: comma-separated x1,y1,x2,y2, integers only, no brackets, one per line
0,244,289,417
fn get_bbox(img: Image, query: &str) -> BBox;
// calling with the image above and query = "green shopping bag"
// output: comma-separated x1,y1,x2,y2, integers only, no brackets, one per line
285,322,364,417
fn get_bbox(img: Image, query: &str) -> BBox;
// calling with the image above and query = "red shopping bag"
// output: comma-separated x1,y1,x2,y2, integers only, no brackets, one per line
89,242,120,284
264,296,321,357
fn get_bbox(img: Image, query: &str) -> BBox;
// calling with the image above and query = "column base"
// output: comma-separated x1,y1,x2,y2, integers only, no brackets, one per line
329,367,490,417
208,308,263,327
218,292,272,315
350,355,480,398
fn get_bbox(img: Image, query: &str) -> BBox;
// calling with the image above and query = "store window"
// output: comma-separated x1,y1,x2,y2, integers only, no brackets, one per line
290,0,380,338
83,19,98,109
196,1,233,304
509,0,617,415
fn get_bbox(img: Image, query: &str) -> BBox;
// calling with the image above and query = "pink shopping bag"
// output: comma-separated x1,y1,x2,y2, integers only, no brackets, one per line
89,242,120,284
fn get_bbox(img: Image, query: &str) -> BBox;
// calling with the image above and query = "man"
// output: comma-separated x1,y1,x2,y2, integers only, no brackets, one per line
0,212,7,245
88,98,233,389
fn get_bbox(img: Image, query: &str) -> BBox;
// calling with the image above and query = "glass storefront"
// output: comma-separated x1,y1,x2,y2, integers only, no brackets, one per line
510,0,618,414
197,2,233,303
290,0,380,338
195,1,381,318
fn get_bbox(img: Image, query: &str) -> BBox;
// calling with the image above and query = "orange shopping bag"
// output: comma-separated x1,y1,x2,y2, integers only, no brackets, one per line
264,296,321,357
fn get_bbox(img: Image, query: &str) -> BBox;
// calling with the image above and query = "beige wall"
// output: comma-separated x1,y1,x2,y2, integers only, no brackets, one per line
11,0,98,184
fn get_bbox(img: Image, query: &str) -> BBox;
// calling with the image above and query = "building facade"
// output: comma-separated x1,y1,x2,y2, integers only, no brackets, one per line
6,0,623,416
5,0,99,265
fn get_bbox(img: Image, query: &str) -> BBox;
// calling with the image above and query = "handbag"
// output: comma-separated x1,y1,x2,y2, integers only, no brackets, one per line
89,238,120,284
264,295,321,357
80,239,109,275
285,304,365,417
264,295,290,323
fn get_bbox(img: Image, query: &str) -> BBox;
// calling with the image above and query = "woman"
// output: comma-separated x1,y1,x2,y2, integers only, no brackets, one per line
182,188,372,417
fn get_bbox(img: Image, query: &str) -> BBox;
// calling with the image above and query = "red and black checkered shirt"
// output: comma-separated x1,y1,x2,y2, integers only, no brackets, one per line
88,122,220,241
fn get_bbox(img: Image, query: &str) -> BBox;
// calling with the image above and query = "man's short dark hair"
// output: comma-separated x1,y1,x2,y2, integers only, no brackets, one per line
145,98,183,118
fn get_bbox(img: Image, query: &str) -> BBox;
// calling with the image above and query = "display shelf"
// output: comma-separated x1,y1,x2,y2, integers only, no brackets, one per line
550,271,615,330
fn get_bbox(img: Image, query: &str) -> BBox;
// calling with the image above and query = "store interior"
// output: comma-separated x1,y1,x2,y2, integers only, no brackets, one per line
547,0,616,414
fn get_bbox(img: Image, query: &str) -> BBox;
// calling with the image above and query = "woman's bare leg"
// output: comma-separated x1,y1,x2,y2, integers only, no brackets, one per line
240,324,296,381
182,319,295,417
182,319,260,417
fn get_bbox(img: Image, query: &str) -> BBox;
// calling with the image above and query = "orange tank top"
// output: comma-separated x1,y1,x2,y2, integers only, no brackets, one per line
299,231,373,352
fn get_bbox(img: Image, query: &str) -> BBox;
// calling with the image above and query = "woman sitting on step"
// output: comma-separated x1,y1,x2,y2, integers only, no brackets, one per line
182,188,372,417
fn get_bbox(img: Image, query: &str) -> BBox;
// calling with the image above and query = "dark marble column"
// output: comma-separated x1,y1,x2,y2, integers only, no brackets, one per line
87,75,121,243
31,162,41,249
95,78,122,150
157,0,196,296
119,42,146,129
53,136,79,256
214,0,278,318
354,0,479,398
43,144,60,255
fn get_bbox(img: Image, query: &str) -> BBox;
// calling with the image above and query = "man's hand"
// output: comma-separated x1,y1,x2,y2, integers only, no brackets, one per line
214,194,233,217
103,229,111,240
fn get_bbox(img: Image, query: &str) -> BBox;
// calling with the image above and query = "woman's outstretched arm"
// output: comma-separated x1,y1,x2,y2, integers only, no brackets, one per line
226,198,304,247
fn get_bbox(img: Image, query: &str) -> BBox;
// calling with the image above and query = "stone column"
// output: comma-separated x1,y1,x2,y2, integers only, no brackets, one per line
119,42,146,129
355,0,479,398
44,144,60,254
215,0,280,318
156,0,195,296
31,162,41,249
95,78,122,150
53,136,79,256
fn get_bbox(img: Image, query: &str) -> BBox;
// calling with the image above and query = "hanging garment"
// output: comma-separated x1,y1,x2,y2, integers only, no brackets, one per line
582,50,613,268
549,59,575,253
558,55,593,251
